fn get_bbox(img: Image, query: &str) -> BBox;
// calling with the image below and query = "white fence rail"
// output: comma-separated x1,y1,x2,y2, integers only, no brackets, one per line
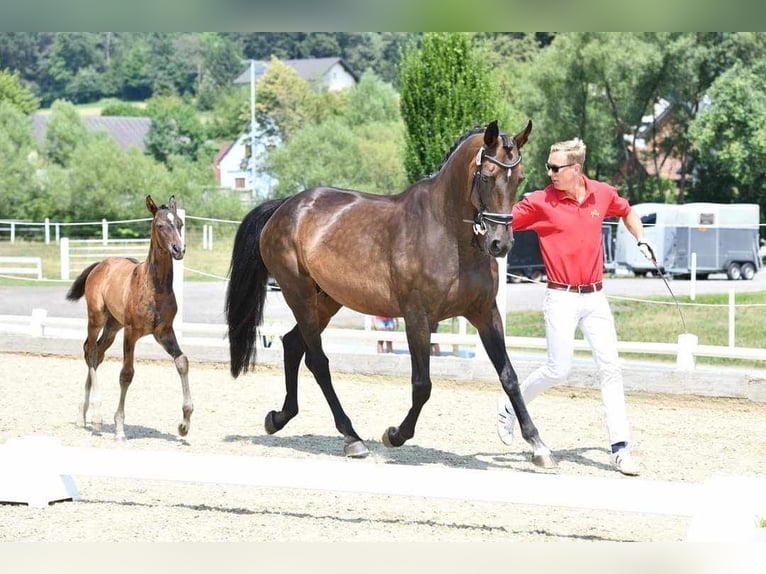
59,237,150,281
0,256,42,280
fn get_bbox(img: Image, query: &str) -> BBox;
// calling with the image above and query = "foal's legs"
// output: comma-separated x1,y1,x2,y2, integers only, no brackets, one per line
155,326,193,437
113,330,139,441
81,315,120,430
468,307,556,468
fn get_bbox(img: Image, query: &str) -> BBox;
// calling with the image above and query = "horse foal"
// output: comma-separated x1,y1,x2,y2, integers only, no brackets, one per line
66,195,192,441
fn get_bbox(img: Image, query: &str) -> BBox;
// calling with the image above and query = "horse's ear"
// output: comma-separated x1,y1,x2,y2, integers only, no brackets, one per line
169,195,177,212
146,195,157,215
484,120,499,147
513,120,533,149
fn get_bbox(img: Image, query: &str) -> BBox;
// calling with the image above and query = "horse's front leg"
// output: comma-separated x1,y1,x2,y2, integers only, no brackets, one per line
382,317,432,449
470,307,556,469
156,328,193,437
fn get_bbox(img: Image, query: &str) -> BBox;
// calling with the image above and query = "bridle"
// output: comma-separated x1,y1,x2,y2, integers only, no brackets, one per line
466,134,522,236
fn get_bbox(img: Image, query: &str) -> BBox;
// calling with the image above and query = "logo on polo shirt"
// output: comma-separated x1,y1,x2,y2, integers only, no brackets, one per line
590,209,600,218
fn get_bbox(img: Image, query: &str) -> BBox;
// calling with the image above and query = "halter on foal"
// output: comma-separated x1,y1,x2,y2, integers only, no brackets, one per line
226,120,555,468
66,195,193,441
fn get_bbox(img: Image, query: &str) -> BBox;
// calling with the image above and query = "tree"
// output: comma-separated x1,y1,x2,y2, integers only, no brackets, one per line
43,99,89,167
255,57,321,142
0,103,40,218
145,96,205,163
265,118,405,197
399,32,502,183
688,62,766,209
345,71,400,126
0,68,40,114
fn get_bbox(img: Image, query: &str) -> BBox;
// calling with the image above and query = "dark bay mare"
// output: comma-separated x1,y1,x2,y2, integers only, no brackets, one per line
226,120,554,468
66,195,193,441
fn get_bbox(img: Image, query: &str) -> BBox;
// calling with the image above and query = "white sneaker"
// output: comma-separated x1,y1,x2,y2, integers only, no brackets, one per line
610,448,641,476
496,396,516,446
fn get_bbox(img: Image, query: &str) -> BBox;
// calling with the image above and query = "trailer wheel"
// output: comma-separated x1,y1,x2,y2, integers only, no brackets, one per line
726,262,742,280
741,262,757,280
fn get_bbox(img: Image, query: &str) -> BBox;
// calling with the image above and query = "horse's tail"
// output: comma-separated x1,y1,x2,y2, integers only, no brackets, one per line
226,197,288,378
65,262,99,302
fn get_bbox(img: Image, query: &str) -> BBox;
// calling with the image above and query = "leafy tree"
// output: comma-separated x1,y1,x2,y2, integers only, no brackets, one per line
120,44,154,100
265,118,405,197
0,103,40,218
688,62,766,209
345,71,400,126
0,68,40,114
399,32,503,183
255,57,320,142
41,33,105,105
43,99,89,167
145,96,205,163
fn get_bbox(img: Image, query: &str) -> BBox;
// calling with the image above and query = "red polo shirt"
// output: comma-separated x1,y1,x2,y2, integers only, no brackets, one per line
512,177,631,285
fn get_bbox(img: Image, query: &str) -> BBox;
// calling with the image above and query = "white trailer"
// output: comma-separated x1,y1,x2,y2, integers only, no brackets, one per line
615,202,761,280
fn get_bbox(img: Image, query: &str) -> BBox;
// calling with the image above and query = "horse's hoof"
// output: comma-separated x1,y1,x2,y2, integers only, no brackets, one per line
381,426,403,448
532,453,558,469
264,411,278,435
178,422,190,437
114,434,127,442
344,440,369,458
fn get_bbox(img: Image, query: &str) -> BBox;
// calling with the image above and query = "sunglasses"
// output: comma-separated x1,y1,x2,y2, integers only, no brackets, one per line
545,162,575,173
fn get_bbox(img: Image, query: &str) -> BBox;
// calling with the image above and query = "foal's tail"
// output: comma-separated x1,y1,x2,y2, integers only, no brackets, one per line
226,198,288,378
65,262,99,301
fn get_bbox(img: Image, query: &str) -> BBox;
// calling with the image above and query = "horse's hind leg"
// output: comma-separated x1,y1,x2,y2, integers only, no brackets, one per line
264,324,305,434
156,327,193,437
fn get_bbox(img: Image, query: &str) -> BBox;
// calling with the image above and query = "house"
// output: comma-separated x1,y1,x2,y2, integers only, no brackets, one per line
233,57,359,92
31,114,152,152
215,133,277,200
221,57,360,199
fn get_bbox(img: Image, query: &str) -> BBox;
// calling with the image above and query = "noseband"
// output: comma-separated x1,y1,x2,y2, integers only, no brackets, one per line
468,135,521,236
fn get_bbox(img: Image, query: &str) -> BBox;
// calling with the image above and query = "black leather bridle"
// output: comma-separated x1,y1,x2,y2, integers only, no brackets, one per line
468,134,522,236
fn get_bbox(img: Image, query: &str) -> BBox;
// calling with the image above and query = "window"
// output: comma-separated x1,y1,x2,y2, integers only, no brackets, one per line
235,177,246,189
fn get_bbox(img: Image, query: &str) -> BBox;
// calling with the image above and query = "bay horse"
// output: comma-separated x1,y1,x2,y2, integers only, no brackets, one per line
225,120,555,468
66,195,193,441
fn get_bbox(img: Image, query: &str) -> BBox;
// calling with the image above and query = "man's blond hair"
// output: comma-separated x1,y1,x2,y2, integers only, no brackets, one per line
550,139,586,166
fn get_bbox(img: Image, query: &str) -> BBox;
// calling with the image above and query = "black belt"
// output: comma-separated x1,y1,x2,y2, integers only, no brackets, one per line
547,280,603,293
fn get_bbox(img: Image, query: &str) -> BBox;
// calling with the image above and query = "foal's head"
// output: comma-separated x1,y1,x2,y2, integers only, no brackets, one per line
467,120,532,257
146,195,186,260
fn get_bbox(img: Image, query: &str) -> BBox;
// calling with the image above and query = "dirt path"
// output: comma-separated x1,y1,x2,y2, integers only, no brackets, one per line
1,352,765,542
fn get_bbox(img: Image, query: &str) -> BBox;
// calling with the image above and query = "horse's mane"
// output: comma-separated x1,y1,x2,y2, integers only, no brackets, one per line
428,124,486,178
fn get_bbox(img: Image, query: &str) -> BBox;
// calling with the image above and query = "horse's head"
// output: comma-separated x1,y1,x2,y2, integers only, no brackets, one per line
146,195,186,260
468,119,532,257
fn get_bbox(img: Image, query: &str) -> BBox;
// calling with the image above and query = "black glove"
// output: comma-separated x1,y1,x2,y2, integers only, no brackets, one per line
637,240,657,263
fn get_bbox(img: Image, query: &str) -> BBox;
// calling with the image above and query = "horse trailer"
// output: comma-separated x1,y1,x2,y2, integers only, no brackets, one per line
614,202,762,280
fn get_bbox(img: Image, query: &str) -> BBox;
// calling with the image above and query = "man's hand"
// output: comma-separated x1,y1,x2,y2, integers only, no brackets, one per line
637,239,657,263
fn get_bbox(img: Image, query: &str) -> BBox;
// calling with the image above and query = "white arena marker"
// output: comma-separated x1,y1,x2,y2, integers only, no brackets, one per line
0,436,79,507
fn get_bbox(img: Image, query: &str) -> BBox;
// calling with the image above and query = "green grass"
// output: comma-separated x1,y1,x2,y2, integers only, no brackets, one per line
2,235,766,368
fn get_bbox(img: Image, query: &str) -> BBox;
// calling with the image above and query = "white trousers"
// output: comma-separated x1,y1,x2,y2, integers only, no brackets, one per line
520,288,631,446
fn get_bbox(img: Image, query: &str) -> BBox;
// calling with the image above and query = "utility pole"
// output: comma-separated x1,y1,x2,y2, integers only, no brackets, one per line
249,59,257,201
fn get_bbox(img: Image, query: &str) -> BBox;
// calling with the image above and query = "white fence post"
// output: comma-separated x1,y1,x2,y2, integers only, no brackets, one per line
173,209,185,340
60,237,70,281
101,219,108,244
690,252,697,301
728,289,735,348
10,222,15,243
55,223,60,244
44,218,50,244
